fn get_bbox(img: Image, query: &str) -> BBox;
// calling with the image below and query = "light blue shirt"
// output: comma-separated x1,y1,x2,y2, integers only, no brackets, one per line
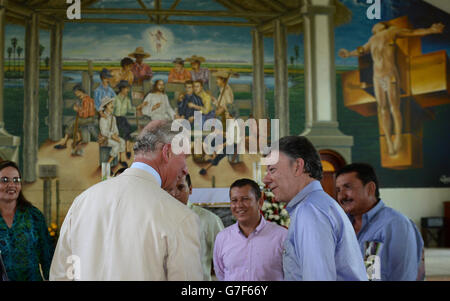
349,200,424,281
283,180,368,281
130,162,162,187
94,84,116,111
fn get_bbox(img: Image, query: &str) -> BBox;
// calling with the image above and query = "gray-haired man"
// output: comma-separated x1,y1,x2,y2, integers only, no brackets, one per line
50,120,203,280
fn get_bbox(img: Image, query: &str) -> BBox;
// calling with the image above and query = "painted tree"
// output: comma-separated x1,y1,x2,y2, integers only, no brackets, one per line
290,56,294,66
17,46,23,75
7,47,12,72
294,45,299,64
45,56,50,68
39,44,45,67
11,37,17,72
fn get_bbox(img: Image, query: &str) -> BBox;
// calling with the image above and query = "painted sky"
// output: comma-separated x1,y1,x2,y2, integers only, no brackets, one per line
4,0,450,66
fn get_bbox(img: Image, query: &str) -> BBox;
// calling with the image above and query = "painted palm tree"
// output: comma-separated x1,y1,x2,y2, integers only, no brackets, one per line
17,46,23,75
7,47,12,72
11,37,17,72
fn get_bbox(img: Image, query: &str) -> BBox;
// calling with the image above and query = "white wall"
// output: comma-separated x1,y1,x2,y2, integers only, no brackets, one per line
380,188,450,227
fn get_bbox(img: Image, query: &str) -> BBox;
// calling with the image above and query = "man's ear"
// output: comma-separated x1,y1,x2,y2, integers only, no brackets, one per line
161,144,172,163
294,158,305,177
366,181,376,197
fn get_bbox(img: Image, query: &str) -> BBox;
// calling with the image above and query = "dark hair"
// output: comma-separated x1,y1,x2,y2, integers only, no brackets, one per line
278,136,323,181
151,79,165,93
0,160,32,211
336,163,380,201
229,178,261,200
185,174,192,188
184,80,194,87
121,57,134,68
72,84,85,94
193,80,203,87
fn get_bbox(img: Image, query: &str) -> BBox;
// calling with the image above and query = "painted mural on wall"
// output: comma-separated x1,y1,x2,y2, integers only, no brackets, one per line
1,0,449,190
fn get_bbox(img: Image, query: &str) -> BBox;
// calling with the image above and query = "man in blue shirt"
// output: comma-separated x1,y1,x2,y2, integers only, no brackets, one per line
94,68,116,111
336,163,424,281
263,136,367,281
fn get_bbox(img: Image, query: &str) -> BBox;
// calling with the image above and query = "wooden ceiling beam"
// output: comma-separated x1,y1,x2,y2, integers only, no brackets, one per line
136,0,155,22
64,18,257,27
155,0,161,24
214,0,261,24
35,7,278,18
161,0,182,22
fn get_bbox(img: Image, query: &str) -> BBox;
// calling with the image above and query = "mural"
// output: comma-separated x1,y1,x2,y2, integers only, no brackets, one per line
1,0,450,226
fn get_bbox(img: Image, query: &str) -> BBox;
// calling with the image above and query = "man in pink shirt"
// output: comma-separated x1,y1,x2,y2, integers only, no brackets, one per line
213,178,287,281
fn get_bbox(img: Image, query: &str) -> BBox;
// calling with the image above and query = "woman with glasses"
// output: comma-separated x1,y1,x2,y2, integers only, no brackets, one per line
0,160,54,280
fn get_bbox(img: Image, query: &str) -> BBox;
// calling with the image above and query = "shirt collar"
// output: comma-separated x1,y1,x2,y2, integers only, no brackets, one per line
363,199,385,223
286,180,323,214
234,215,267,236
130,162,162,187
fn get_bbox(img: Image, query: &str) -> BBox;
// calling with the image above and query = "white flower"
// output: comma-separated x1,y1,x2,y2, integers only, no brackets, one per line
273,215,280,221
281,209,289,216
269,214,275,220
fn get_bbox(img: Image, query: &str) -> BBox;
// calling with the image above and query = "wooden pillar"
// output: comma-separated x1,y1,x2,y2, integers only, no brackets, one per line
49,22,63,141
0,0,5,128
273,19,289,137
251,28,265,119
23,13,40,182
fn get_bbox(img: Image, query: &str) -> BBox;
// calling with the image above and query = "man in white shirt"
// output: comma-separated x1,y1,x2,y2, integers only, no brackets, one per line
167,173,224,280
50,120,203,281
137,79,175,121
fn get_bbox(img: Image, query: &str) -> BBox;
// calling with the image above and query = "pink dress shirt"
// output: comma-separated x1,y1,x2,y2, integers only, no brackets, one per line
213,216,287,281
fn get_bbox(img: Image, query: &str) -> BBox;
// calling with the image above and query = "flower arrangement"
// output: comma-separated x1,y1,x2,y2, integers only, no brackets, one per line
261,186,290,228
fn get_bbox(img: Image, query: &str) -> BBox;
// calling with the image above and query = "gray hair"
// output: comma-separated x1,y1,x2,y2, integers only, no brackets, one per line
133,121,181,155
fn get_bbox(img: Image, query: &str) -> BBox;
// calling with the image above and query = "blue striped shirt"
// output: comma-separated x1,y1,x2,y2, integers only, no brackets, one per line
283,180,367,281
349,200,424,281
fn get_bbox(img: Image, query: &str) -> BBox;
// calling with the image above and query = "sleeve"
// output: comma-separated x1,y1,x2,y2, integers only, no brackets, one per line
126,97,135,114
295,204,337,280
166,212,203,280
93,89,101,111
99,117,112,138
50,207,74,281
213,232,225,281
201,93,212,114
185,70,192,80
164,96,176,120
146,65,153,78
168,69,175,83
112,116,119,136
36,209,55,280
383,218,421,280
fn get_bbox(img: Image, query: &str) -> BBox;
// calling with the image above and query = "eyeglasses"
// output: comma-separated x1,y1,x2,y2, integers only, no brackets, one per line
0,177,21,184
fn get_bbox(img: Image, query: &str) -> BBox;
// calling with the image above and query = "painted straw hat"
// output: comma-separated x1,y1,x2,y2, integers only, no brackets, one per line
99,97,114,111
128,47,151,58
212,69,238,79
185,55,206,63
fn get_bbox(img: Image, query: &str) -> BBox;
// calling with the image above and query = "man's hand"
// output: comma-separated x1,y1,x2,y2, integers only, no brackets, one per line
152,102,161,111
430,22,444,34
112,134,120,142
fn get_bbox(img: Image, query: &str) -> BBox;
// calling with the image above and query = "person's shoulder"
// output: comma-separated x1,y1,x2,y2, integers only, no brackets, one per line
377,204,411,226
217,223,236,238
26,205,45,219
264,220,288,235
